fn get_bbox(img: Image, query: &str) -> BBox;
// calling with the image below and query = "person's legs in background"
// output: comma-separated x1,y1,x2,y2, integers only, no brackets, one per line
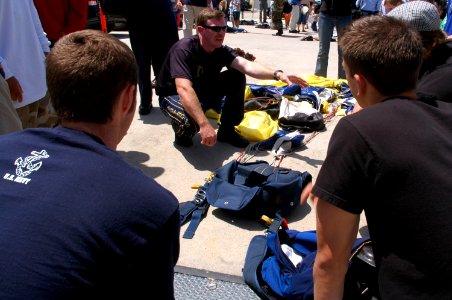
182,4,196,37
128,28,153,115
127,0,179,116
289,5,300,32
272,5,284,35
16,101,39,129
314,12,335,77
151,0,179,98
232,10,240,28
335,15,352,79
0,76,22,134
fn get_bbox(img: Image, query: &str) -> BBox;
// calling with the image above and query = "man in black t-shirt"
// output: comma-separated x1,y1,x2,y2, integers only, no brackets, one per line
157,8,308,148
311,16,452,299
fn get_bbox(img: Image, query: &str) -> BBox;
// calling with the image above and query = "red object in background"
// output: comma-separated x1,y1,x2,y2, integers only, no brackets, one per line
97,2,107,32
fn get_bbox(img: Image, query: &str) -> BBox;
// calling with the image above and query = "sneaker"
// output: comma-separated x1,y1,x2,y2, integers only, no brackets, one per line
139,104,152,115
217,129,249,148
289,29,299,33
174,135,193,147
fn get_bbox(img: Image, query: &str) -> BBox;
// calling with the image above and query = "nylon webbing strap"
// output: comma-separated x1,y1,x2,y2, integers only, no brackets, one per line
182,186,209,239
183,208,206,239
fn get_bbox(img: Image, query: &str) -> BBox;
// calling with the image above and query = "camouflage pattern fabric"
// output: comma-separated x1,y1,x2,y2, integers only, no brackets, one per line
272,0,284,30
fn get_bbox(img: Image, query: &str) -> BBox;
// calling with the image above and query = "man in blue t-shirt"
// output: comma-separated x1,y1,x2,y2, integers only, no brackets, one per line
0,30,180,299
157,7,308,148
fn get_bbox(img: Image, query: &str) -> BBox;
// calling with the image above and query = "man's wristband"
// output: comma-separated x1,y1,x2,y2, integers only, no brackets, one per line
273,70,283,81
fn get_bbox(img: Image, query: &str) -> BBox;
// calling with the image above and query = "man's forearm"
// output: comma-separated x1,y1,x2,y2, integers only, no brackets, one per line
177,85,209,128
314,256,348,300
313,196,360,300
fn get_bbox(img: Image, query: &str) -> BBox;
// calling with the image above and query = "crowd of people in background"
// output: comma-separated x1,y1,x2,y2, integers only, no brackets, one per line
1,0,452,298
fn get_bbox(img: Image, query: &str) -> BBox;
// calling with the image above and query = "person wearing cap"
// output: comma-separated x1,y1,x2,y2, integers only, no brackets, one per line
352,0,452,114
388,1,452,102
311,15,452,299
156,8,308,148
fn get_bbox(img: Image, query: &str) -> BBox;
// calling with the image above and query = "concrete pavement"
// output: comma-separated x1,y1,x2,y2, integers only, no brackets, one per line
113,11,368,281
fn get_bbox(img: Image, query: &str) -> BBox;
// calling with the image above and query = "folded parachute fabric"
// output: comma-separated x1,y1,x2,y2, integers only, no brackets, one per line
304,74,348,89
246,84,283,100
278,97,325,132
235,111,280,142
252,129,304,152
336,97,357,116
244,97,280,118
271,131,305,156
279,84,301,96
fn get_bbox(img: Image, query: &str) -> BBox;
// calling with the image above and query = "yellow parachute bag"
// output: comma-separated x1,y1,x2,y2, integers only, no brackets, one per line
235,111,279,142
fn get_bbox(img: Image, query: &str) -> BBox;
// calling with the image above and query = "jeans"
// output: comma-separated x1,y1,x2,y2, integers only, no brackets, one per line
314,13,352,79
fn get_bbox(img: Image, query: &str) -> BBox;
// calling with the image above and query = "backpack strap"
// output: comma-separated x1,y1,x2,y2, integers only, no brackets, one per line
180,185,210,239
265,212,288,233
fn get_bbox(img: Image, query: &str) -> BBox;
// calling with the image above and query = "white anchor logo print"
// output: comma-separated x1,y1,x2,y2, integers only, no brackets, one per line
3,150,50,185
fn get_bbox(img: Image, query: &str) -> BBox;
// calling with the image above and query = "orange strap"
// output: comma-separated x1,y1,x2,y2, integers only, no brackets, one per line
97,0,107,32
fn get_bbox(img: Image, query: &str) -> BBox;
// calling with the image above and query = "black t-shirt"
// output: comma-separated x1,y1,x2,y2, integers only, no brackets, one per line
156,36,238,98
312,98,452,299
0,127,180,299
417,40,452,103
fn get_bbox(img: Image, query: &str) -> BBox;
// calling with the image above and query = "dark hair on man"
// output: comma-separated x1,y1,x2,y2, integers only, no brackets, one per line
46,30,138,123
196,7,225,27
339,16,423,96
420,30,447,60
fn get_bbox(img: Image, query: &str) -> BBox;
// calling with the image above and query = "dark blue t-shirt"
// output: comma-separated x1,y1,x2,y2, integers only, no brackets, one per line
0,127,180,299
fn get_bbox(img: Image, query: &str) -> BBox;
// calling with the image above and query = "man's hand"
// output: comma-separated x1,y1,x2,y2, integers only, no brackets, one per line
231,57,309,88
6,76,23,102
199,123,217,147
281,74,309,88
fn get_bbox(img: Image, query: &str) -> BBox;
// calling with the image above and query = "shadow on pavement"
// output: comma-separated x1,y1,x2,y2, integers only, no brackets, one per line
138,109,170,126
176,139,242,171
118,150,164,178
289,151,324,169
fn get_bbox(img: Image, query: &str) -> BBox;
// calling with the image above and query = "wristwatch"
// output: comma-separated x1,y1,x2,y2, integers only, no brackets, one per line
273,70,283,81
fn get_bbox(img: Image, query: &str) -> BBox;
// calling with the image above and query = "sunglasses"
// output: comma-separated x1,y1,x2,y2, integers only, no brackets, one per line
202,25,227,32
